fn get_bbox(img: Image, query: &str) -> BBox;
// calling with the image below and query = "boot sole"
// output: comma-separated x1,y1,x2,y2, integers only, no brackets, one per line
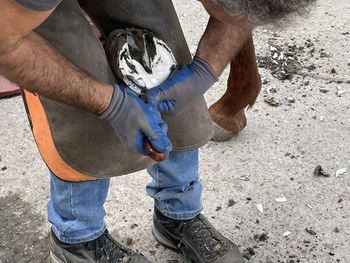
50,251,63,263
152,225,194,263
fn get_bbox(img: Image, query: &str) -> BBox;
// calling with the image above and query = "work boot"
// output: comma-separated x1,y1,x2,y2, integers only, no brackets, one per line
50,229,152,263
152,208,244,263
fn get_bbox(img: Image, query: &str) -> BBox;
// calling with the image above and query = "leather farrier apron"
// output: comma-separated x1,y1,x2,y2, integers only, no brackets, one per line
22,0,213,181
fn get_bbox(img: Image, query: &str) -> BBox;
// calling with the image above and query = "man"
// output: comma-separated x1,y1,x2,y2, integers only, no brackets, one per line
0,0,315,262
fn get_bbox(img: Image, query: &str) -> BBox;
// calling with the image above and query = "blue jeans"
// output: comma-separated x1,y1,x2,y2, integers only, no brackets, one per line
48,149,202,244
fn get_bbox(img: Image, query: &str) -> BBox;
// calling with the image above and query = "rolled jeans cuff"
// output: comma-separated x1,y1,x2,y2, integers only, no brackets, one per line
51,224,107,244
155,202,203,220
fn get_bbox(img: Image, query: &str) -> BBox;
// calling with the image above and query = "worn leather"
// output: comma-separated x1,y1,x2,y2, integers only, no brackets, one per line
79,0,214,149
26,0,213,179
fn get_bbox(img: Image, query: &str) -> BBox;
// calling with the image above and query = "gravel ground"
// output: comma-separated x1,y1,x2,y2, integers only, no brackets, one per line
0,0,349,262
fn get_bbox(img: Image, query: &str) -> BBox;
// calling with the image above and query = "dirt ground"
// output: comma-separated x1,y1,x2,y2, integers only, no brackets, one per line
0,0,349,262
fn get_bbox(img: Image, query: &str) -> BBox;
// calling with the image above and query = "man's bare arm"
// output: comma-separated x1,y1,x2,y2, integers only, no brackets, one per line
0,0,112,114
0,32,113,114
196,17,254,76
146,13,255,114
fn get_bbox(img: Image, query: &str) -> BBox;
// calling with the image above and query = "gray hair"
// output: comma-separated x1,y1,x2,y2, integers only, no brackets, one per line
210,0,316,24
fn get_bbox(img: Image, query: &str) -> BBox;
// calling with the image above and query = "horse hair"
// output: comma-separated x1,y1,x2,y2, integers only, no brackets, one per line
209,0,317,24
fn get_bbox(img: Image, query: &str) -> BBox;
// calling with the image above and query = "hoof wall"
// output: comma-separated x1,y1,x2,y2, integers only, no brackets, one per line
211,122,237,142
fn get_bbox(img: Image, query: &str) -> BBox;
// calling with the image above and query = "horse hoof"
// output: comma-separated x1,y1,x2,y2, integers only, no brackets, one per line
211,122,236,142
210,110,247,142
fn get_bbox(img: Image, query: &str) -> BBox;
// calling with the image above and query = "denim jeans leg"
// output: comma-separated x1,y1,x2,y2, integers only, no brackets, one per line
48,171,110,244
146,149,202,220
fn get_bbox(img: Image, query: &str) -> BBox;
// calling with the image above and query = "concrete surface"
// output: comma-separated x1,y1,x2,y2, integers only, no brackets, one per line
0,0,349,262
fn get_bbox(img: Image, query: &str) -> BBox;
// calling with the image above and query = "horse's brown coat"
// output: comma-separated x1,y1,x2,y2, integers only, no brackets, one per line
209,36,261,135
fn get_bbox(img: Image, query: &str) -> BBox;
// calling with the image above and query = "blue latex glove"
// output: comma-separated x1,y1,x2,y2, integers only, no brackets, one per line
147,56,218,115
100,83,172,155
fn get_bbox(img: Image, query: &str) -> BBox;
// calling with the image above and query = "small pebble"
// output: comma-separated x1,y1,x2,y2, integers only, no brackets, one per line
313,165,330,177
306,228,317,236
254,233,269,242
228,199,236,207
287,97,295,103
126,237,134,246
283,231,291,237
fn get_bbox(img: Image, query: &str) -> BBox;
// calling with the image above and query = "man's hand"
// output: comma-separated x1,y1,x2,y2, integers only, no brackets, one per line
147,16,253,115
147,56,218,115
0,0,171,157
100,84,172,155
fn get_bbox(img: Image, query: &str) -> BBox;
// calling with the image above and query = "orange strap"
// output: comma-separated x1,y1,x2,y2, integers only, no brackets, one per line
23,90,95,182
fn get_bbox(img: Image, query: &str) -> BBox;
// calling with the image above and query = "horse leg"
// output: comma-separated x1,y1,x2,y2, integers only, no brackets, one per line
209,35,261,142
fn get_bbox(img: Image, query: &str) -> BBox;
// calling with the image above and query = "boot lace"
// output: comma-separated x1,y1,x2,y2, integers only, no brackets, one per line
85,231,131,263
178,216,230,262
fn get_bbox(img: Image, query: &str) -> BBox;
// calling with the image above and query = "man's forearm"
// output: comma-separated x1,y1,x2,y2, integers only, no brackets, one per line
0,32,113,114
196,17,254,76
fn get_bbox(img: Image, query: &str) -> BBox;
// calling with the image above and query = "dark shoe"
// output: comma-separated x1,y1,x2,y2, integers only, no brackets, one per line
152,208,244,263
50,229,152,263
